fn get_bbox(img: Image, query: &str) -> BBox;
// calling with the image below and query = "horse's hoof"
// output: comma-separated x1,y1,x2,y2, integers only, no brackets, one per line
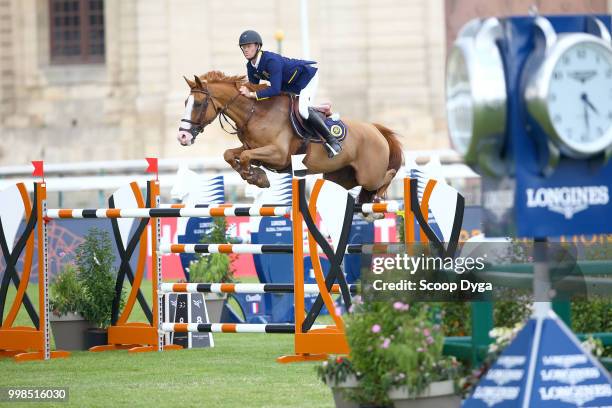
362,213,384,222
251,168,270,188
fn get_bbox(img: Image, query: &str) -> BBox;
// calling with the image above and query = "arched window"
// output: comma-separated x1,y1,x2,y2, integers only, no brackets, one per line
49,0,105,63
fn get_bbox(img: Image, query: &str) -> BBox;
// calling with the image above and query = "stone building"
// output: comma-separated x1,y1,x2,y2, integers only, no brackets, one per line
0,0,607,166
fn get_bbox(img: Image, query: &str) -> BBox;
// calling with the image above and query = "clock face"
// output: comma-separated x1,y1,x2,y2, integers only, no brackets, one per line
547,41,612,155
446,47,474,155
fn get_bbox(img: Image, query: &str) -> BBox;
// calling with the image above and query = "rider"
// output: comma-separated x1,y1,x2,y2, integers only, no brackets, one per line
237,29,342,158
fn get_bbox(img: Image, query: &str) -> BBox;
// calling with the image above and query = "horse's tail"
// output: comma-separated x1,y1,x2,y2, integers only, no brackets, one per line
373,123,403,172
355,123,403,203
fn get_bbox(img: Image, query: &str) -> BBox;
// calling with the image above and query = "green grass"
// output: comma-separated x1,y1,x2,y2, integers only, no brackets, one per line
0,280,335,407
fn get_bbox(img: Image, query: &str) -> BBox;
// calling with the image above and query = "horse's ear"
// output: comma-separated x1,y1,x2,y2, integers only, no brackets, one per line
194,75,203,88
184,76,196,88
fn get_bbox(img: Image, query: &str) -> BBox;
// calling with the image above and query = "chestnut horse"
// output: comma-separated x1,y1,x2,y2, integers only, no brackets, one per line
177,71,403,203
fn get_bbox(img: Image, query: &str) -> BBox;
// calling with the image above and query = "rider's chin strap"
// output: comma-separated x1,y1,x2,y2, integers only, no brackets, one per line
248,47,262,63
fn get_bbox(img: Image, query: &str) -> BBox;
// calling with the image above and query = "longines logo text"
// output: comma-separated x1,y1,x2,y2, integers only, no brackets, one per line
526,186,609,219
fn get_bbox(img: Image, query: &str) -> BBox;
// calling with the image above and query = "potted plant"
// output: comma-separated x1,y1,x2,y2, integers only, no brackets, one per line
186,217,236,323
49,264,94,350
318,298,462,407
74,228,124,349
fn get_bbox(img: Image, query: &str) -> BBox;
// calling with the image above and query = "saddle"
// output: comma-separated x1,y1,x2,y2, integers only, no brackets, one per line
288,94,348,144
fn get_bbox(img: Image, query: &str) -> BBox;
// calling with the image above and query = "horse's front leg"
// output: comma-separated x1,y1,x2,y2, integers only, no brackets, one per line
239,145,286,188
223,146,249,180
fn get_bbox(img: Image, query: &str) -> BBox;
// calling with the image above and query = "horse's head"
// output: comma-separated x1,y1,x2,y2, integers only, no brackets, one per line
177,75,219,146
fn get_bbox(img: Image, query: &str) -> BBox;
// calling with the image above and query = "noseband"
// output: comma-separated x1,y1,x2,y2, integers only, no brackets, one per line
179,88,215,140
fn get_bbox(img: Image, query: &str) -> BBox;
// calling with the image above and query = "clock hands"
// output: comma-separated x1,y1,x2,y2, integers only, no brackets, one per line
582,99,590,137
580,93,599,114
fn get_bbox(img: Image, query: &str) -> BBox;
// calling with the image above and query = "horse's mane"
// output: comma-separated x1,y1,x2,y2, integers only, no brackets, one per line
199,70,268,91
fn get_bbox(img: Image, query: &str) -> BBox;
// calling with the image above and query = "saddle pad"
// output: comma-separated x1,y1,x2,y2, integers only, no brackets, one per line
288,94,347,143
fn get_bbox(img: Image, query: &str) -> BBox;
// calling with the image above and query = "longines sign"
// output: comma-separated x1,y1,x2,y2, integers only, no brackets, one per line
525,185,609,219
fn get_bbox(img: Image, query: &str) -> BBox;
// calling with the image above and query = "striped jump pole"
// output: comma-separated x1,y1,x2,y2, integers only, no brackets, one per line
164,202,403,214
158,243,407,255
161,323,329,334
159,283,359,295
45,206,291,219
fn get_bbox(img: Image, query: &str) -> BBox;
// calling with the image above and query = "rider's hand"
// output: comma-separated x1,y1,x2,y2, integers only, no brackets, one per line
239,86,253,98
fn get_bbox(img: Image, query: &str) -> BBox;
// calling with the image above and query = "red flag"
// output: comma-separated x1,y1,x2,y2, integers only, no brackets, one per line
32,161,44,179
145,157,158,173
145,157,158,180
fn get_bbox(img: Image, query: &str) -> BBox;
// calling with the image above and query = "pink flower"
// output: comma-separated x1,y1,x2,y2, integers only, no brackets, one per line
423,328,431,337
371,324,381,333
426,336,434,344
392,301,410,311
381,338,391,349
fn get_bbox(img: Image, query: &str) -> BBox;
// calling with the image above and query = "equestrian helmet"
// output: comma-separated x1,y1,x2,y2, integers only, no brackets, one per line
239,30,263,46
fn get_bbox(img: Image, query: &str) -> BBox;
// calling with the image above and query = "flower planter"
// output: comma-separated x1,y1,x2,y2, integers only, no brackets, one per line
205,293,227,323
50,312,95,350
85,328,108,349
388,380,460,408
326,375,360,408
326,376,459,408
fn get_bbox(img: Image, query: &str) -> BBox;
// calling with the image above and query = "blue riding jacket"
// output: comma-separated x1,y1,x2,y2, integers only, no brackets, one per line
246,51,317,100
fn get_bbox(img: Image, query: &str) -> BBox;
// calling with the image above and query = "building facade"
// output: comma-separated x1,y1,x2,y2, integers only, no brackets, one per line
0,0,608,166
0,0,448,165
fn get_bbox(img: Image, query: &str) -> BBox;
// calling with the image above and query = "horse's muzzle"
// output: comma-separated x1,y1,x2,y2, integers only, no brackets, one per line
177,130,195,146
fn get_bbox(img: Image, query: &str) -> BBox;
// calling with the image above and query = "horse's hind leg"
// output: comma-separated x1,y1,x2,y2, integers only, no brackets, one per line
357,188,377,204
375,169,398,198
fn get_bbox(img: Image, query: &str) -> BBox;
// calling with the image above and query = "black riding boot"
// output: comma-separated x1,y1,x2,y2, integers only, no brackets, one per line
306,107,342,158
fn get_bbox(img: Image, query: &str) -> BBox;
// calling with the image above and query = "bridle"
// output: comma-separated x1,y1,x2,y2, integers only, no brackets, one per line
179,86,256,141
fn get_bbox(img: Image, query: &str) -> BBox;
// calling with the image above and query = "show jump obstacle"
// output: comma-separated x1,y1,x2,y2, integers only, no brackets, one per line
0,156,462,362
0,183,70,361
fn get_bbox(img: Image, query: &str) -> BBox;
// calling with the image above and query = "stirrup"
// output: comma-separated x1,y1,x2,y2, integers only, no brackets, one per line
324,142,341,158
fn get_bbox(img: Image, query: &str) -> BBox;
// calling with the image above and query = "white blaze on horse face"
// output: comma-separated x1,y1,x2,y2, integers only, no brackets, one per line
177,94,195,146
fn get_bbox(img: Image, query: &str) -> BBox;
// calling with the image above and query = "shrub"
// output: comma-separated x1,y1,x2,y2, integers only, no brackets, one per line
49,264,85,316
187,218,236,283
74,228,123,328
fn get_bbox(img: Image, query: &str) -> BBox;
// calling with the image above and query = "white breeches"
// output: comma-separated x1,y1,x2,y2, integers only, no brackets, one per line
298,72,319,119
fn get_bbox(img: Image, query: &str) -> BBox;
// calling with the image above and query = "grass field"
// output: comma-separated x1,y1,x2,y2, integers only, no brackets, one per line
0,280,336,407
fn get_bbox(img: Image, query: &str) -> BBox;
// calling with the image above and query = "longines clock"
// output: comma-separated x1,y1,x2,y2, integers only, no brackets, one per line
524,16,612,172
446,18,507,176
